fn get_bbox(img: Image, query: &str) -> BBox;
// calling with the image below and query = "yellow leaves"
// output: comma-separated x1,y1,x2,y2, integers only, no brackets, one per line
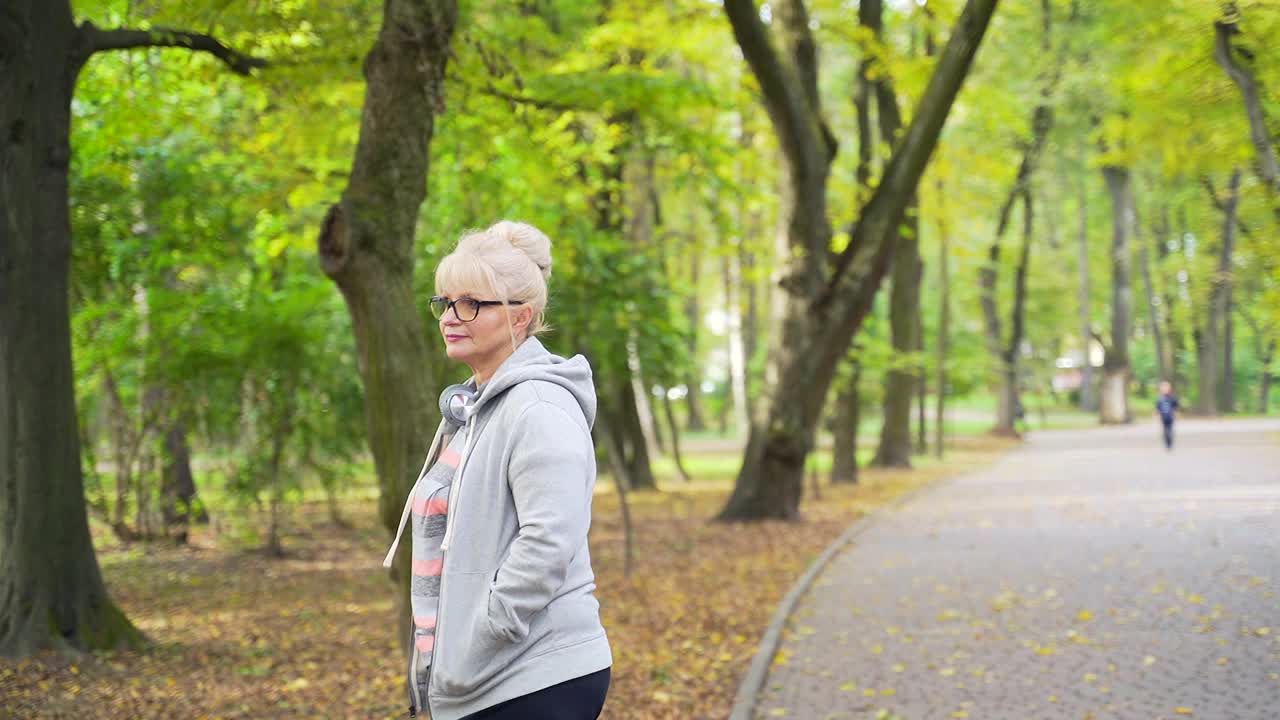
891,663,906,673
1143,655,1157,667
939,667,957,677
839,681,858,692
651,690,672,703
283,677,310,692
768,709,788,717
1075,609,1094,622
1066,630,1093,646
1173,708,1195,715
1254,627,1272,637
990,590,1020,612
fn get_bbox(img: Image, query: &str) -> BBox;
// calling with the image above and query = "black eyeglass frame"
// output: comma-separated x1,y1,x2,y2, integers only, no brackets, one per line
429,296,525,322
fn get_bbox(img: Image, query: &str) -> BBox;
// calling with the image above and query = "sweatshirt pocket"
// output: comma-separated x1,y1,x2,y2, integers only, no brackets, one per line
431,571,551,699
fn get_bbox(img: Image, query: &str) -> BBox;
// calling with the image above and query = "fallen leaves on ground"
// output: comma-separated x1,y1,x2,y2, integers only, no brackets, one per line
0,438,1009,719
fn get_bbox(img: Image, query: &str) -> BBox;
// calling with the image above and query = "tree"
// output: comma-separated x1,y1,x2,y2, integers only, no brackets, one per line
978,0,1057,436
315,0,458,649
716,0,999,521
1098,160,1134,424
866,0,920,470
1,0,264,657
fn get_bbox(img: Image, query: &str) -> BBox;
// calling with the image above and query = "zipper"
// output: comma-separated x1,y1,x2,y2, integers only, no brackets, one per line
408,627,422,716
426,417,478,711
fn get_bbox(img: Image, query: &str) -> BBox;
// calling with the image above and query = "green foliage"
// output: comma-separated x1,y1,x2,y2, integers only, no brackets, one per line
60,0,1280,542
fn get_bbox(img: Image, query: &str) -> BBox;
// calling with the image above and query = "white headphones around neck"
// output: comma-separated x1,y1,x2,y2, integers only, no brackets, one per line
439,384,478,429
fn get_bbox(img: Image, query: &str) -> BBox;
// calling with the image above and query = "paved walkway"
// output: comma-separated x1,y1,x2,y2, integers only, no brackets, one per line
753,419,1280,720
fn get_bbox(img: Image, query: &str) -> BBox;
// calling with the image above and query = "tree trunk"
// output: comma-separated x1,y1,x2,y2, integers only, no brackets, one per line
1261,339,1275,414
1223,289,1234,413
316,0,458,654
723,245,751,436
1162,206,1188,393
601,379,657,491
661,395,692,483
934,180,951,459
873,199,921,467
684,253,707,431
1077,147,1096,411
102,369,138,539
263,393,293,559
979,1,1055,435
0,0,146,656
1099,164,1133,424
160,421,199,544
742,244,760,375
623,144,666,455
1197,173,1242,415
1139,205,1170,383
866,0,917,467
596,421,636,577
917,333,928,455
1195,327,1215,415
1004,190,1035,434
831,359,862,484
1217,172,1241,413
628,356,663,455
716,0,998,520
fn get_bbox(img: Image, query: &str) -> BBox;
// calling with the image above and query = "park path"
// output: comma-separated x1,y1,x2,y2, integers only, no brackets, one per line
751,418,1280,720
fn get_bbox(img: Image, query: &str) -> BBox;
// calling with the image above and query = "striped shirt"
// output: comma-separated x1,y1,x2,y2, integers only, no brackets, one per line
409,430,464,698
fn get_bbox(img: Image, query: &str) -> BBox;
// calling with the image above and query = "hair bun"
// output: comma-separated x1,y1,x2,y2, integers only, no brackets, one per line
488,221,552,281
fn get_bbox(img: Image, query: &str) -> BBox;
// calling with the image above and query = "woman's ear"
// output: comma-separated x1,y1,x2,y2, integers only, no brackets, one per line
512,303,534,333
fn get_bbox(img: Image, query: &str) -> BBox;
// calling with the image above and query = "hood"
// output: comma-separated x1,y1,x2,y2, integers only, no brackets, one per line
469,336,596,429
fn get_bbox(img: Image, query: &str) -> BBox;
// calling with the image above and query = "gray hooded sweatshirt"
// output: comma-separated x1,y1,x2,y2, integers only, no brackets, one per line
383,337,612,720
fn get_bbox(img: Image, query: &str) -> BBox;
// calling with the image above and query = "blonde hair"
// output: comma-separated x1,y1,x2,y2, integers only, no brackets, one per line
434,221,553,343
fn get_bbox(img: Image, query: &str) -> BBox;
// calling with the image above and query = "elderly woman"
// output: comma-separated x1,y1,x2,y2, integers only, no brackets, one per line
383,221,611,719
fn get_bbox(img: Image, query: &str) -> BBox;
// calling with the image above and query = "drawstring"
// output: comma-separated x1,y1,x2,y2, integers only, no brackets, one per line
383,420,447,569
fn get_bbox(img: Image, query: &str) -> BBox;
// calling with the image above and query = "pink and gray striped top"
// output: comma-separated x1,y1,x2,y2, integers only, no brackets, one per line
408,431,464,699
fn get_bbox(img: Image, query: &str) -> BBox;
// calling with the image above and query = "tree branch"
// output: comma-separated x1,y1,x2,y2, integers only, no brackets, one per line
722,0,826,182
1214,18,1280,197
78,21,267,75
1089,328,1109,357
475,84,578,113
1200,174,1254,239
819,0,999,307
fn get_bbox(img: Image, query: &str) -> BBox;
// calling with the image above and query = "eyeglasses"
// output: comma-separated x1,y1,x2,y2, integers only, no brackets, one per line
429,296,525,322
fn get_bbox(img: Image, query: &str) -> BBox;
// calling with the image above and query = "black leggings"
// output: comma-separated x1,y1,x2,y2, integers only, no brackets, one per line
464,668,610,720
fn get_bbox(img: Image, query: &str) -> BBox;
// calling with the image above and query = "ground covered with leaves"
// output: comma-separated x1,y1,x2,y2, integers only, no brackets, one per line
2,439,1009,719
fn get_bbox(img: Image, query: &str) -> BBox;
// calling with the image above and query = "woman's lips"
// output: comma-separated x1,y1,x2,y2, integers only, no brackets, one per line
445,334,468,343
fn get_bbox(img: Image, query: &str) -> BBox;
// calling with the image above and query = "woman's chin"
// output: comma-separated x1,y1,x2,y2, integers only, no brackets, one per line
444,344,472,362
